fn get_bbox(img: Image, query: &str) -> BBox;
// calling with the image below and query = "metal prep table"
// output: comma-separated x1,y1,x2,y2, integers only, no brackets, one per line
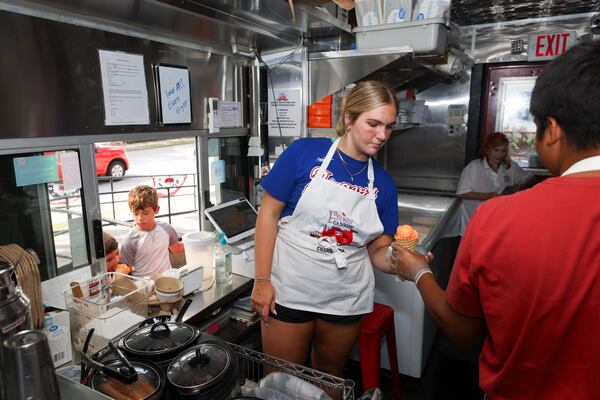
373,192,461,378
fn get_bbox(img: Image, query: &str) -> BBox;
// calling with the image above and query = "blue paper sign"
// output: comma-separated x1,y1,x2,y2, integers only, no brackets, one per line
13,154,59,187
210,160,226,185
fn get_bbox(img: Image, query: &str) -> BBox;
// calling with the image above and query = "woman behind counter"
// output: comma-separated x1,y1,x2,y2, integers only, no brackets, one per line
251,81,400,377
456,132,535,234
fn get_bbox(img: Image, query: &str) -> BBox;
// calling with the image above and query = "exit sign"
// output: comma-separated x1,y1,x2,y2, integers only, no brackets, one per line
528,32,577,61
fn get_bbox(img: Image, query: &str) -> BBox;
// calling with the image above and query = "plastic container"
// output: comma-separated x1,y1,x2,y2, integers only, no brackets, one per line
354,17,448,54
183,231,216,283
63,272,151,361
355,0,383,27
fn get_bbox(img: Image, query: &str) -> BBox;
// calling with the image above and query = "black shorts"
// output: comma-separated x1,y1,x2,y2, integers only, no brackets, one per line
272,303,364,325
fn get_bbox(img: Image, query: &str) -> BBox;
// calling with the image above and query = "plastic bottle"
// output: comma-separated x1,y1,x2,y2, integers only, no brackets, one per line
214,233,232,284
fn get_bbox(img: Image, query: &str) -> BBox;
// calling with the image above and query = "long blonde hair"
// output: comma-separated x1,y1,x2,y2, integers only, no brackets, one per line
335,81,398,136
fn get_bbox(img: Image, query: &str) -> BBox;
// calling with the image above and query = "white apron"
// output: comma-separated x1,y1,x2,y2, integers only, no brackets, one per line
271,138,384,315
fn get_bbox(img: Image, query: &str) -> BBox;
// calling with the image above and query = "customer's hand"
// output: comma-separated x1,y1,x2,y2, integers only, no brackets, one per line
251,281,276,325
390,242,432,283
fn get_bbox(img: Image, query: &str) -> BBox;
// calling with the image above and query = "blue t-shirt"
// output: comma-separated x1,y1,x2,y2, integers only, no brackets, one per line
260,137,398,235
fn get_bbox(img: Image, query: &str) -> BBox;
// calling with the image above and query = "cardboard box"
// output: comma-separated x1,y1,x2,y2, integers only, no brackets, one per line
313,95,333,105
309,114,332,128
44,311,73,367
308,103,332,116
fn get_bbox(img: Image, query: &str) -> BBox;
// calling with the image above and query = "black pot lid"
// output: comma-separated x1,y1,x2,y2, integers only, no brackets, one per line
92,361,160,400
167,343,231,390
124,322,196,354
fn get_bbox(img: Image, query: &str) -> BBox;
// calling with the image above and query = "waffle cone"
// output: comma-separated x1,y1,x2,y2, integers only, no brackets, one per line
395,236,417,252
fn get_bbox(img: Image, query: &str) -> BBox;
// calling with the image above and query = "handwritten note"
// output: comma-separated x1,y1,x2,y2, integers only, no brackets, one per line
157,65,192,124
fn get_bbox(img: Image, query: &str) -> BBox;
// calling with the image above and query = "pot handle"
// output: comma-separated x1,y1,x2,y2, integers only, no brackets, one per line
149,322,171,337
175,298,193,322
138,315,171,328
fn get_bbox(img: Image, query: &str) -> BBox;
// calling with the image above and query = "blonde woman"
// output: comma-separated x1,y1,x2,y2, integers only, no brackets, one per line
251,81,400,377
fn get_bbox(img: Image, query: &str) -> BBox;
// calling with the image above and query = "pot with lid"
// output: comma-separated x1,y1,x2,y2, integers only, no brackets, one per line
90,358,165,400
120,298,200,362
166,339,241,399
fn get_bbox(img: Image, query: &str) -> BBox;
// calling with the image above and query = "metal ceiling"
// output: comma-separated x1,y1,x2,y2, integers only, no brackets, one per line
450,0,600,26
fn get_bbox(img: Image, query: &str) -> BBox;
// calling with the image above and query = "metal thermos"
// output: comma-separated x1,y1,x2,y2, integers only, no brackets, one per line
2,330,60,400
0,260,33,399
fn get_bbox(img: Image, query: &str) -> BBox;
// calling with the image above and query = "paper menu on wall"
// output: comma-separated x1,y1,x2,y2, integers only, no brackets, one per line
219,101,242,128
98,50,150,126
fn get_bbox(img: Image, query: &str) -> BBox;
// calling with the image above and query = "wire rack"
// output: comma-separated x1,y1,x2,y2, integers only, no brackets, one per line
229,343,355,400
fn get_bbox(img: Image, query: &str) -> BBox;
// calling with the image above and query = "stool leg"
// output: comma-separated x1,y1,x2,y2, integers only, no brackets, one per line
358,332,382,392
385,328,402,399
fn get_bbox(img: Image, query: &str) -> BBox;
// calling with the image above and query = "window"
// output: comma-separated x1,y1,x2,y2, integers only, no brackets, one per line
0,150,90,280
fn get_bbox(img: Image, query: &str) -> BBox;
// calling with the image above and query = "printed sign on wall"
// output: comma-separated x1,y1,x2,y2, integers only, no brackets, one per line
268,88,302,137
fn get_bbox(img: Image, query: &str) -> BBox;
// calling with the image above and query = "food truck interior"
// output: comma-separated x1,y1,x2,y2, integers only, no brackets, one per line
0,0,598,399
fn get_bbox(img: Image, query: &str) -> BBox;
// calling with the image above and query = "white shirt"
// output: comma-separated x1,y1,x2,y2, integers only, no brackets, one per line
120,220,179,278
456,158,532,234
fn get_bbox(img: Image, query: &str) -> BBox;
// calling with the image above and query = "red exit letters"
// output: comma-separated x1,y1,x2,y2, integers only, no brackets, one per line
528,32,576,61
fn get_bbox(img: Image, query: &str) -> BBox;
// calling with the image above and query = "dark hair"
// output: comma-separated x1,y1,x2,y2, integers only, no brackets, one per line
103,232,118,254
530,40,600,151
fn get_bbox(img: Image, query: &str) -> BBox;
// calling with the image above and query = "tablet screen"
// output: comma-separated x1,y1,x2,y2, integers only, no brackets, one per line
205,199,258,242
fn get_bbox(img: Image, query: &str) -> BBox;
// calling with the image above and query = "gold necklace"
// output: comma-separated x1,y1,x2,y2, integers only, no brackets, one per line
336,149,368,182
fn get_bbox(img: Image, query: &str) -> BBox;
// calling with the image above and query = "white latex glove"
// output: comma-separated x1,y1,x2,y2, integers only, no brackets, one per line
389,242,432,284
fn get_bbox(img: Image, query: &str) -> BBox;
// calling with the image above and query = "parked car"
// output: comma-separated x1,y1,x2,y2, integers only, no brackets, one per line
95,143,129,177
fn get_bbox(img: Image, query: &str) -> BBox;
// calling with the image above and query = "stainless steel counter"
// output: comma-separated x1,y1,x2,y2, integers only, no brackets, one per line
58,375,112,399
372,191,461,378
180,274,253,325
55,274,253,399
396,192,459,252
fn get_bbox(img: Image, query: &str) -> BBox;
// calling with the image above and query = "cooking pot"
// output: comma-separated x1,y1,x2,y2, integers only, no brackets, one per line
166,339,241,399
120,298,200,362
90,358,165,400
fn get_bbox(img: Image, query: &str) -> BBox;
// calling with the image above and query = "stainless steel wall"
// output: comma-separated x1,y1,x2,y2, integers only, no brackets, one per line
384,81,470,193
458,13,596,63
0,11,247,140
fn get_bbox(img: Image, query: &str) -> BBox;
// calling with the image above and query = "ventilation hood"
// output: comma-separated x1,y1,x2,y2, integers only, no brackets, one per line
308,46,414,104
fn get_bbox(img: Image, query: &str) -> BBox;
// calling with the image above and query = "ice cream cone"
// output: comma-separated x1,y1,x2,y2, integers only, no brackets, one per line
395,236,417,252
395,224,419,252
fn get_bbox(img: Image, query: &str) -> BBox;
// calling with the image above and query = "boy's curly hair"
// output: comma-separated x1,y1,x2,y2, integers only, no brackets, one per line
128,185,159,212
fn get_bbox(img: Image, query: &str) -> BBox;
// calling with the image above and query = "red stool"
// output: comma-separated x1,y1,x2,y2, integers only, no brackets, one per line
359,303,401,399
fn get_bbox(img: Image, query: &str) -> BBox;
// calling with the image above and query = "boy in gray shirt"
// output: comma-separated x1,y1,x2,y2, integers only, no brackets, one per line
120,185,183,278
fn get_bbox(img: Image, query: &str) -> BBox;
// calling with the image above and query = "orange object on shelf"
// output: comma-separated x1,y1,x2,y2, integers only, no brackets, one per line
308,114,332,128
313,95,332,105
308,103,332,116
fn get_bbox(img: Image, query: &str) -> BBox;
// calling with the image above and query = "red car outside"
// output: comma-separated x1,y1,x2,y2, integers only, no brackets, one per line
94,144,129,177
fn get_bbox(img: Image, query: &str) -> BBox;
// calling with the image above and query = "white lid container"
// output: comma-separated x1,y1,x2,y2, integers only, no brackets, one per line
182,231,216,281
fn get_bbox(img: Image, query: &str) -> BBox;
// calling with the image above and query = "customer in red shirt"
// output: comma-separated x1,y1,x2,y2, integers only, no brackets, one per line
392,41,600,400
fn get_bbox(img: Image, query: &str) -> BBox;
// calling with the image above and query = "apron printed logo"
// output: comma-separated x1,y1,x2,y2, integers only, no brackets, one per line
311,210,357,246
308,166,378,198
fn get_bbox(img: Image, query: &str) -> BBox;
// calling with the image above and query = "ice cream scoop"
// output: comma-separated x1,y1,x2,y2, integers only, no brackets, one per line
394,225,419,252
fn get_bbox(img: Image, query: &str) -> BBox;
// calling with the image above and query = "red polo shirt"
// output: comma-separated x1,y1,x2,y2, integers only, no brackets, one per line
446,177,600,400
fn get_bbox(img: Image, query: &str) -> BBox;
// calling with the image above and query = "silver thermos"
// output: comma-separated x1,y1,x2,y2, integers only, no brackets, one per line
0,260,33,399
2,330,60,400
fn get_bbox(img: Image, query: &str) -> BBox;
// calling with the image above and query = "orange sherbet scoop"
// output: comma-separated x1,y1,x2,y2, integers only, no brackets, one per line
395,225,419,240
